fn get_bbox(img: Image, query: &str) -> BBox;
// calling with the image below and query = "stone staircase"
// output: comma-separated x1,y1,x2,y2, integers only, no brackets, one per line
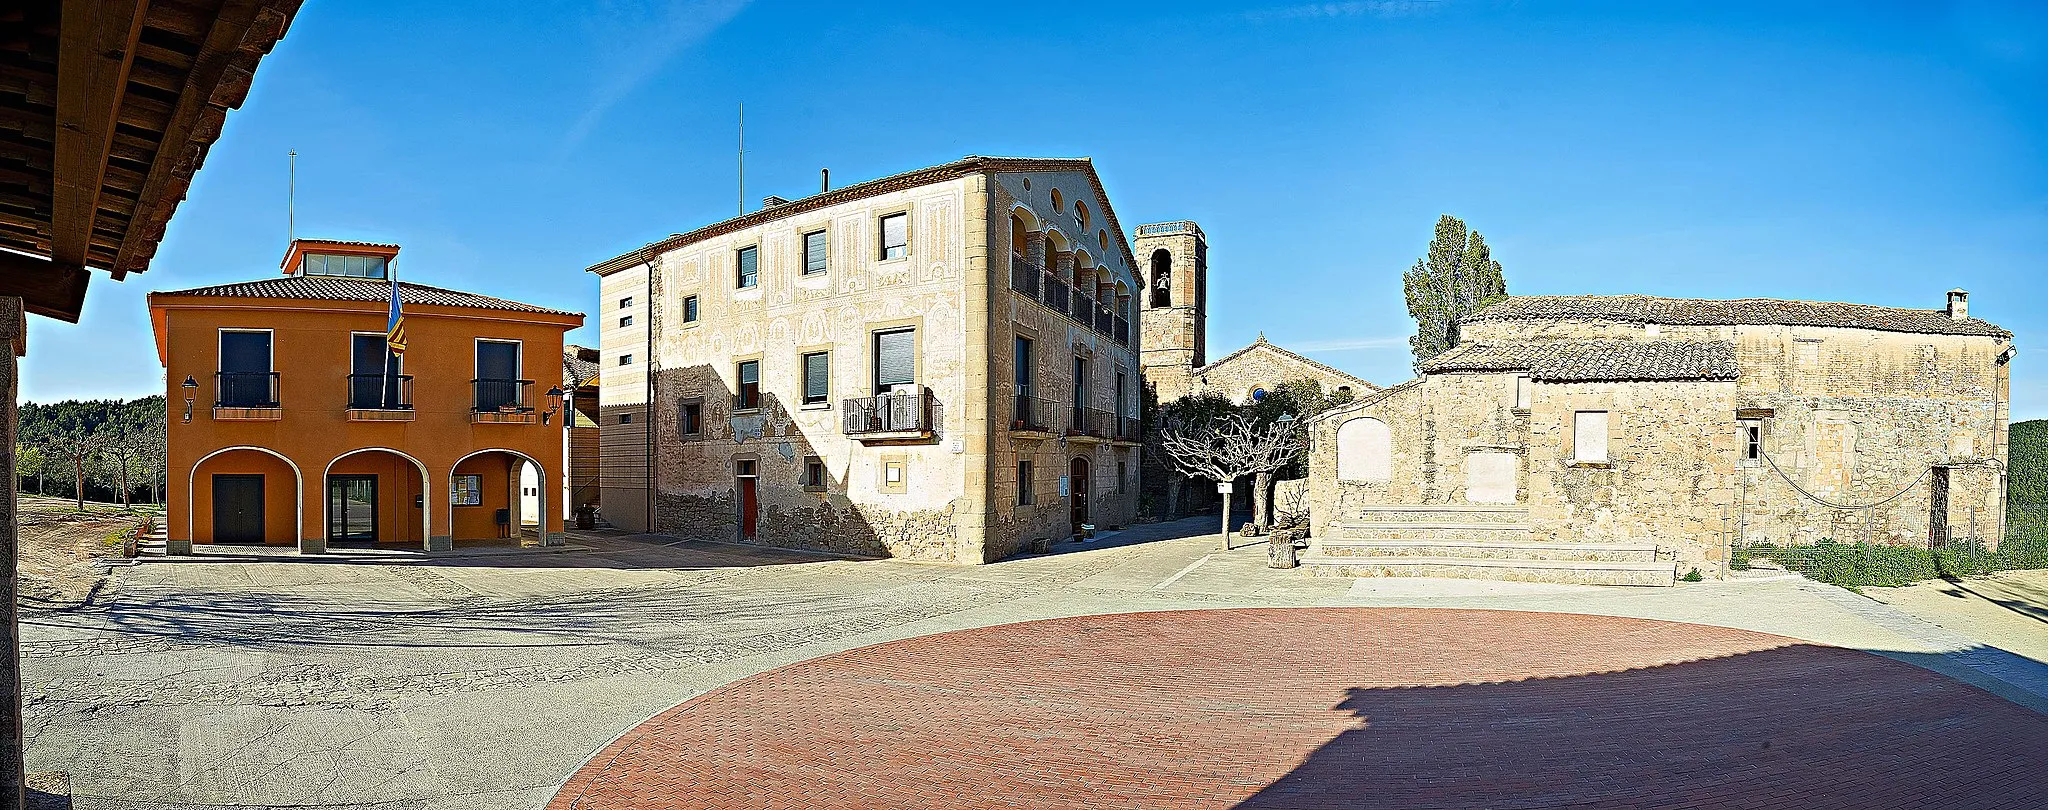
1301,505,1675,587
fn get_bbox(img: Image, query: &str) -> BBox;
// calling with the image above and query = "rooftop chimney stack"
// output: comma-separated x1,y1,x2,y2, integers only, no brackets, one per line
762,195,790,208
821,168,830,193
1947,288,1969,321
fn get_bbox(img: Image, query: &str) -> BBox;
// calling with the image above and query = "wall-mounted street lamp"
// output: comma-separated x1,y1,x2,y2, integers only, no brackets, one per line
180,376,198,423
543,385,564,425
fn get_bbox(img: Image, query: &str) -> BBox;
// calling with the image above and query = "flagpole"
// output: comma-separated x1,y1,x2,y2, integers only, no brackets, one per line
385,258,396,410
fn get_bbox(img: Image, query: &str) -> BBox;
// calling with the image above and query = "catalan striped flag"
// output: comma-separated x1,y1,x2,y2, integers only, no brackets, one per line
386,274,407,356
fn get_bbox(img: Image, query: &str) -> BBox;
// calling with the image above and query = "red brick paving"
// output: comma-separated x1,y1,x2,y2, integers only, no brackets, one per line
547,608,2048,809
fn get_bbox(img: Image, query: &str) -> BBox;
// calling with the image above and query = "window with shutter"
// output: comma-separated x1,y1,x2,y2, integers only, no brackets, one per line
804,230,828,274
802,351,830,405
737,360,761,410
736,246,759,288
873,328,916,393
880,213,907,260
683,295,699,323
1574,411,1609,463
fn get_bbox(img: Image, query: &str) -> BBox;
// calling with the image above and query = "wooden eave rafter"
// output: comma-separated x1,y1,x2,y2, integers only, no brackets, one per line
0,0,300,322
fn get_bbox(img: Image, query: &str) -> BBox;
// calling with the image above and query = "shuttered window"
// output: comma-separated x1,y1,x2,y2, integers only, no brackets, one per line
880,213,907,260
737,360,761,410
736,246,759,288
802,351,830,405
683,295,699,323
1574,411,1609,463
873,328,915,393
804,230,828,275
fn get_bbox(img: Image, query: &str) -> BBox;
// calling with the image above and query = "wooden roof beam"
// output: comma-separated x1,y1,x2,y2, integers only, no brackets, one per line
52,0,149,269
0,248,89,323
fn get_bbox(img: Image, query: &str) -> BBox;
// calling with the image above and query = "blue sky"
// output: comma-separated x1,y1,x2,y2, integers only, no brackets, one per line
26,0,2048,418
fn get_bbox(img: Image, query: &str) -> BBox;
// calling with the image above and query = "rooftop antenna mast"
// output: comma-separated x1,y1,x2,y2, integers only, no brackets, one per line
287,150,297,241
737,104,745,215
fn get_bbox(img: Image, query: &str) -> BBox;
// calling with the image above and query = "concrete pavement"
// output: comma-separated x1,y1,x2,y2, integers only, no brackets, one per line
20,517,2048,809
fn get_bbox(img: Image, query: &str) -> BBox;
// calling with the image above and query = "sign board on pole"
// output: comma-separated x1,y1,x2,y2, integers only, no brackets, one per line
1217,482,1231,494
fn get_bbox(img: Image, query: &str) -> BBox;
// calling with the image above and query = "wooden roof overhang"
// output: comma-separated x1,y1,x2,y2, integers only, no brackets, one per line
0,0,301,322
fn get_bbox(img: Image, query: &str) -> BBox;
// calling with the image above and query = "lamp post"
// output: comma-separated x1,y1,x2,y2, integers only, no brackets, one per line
180,376,198,423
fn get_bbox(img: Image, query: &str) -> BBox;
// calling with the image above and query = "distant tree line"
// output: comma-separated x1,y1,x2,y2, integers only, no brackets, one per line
16,397,167,509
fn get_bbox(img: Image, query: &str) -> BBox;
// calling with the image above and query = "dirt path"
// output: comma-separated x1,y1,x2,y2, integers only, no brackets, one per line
15,497,151,609
1866,569,2048,665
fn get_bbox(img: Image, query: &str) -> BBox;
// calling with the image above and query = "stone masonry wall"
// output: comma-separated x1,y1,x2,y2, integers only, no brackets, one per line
1194,341,1373,404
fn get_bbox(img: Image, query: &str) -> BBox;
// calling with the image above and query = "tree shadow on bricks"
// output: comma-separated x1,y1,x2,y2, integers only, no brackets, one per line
1232,644,2048,810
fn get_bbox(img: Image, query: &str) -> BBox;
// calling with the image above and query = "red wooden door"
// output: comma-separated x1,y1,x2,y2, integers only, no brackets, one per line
737,461,759,542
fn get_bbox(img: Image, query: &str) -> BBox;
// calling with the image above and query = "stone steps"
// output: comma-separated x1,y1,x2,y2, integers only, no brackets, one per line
1301,555,1676,587
1328,521,1534,541
1316,538,1660,562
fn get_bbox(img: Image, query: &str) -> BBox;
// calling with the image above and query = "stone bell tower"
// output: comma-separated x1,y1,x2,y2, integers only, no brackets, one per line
1132,221,1207,403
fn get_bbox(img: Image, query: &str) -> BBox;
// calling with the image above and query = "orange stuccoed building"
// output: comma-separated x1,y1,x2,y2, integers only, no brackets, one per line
149,239,585,553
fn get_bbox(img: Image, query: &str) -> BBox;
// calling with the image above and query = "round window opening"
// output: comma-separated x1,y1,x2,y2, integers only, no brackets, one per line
1251,388,1269,402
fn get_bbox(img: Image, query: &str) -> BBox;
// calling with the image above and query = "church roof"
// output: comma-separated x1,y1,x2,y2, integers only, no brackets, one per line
1199,335,1379,391
1421,340,1741,382
1464,295,2009,339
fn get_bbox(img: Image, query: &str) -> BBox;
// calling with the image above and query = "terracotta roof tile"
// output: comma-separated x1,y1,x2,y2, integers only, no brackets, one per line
1422,340,1741,382
1465,295,2008,338
153,276,580,317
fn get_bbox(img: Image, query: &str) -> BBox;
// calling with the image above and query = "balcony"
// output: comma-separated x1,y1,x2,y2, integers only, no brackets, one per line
472,378,537,424
1068,405,1116,442
213,371,280,420
1006,255,1133,349
1010,255,1041,298
346,373,415,421
844,388,940,443
1009,393,1057,437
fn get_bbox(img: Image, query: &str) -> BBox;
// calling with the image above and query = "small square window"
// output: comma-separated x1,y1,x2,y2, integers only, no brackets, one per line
880,213,907,260
736,246,759,288
683,295,700,323
619,315,633,328
1742,423,1763,462
803,230,828,275
619,354,633,366
452,474,483,506
803,456,827,490
619,296,633,309
619,413,633,424
679,401,702,436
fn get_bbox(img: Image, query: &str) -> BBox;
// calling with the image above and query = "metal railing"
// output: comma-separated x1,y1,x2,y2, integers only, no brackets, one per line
1042,271,1069,312
1114,316,1130,346
346,373,414,410
1010,393,1056,432
1011,255,1041,297
1135,221,1203,237
1115,412,1141,442
215,371,279,408
1069,406,1117,438
1094,304,1114,335
1071,288,1095,323
843,388,939,435
472,378,535,413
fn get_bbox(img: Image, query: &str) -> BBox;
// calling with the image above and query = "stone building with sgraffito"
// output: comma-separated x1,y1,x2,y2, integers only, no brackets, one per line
1302,291,2015,586
588,157,1143,562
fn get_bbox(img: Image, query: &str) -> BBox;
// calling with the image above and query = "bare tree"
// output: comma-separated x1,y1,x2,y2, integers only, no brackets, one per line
98,421,152,508
42,423,98,510
1158,411,1304,549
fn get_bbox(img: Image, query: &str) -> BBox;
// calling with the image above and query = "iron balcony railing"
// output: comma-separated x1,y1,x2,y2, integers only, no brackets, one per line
1115,412,1142,442
843,388,940,435
215,371,279,408
1093,304,1114,335
1010,393,1056,432
472,378,535,413
1114,316,1130,346
1042,270,1069,312
346,373,414,410
1011,255,1042,297
1071,288,1095,324
1069,406,1117,439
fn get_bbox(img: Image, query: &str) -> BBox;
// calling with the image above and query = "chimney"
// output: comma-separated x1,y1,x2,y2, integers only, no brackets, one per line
821,168,830,193
1946,288,1969,321
761,195,791,208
